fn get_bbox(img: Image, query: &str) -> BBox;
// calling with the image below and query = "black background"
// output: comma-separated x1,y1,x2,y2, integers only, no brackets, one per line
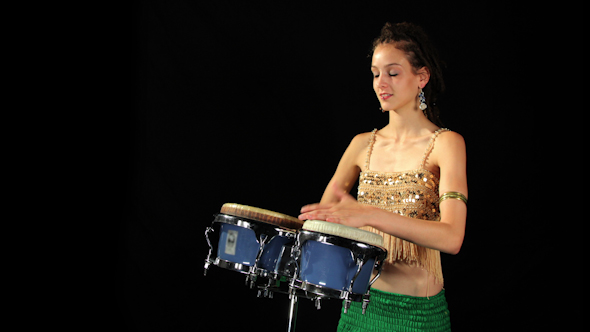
121,1,582,331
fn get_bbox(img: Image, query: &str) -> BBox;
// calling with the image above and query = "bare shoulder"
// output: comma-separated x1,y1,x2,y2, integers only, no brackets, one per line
435,130,468,196
347,131,376,154
433,130,466,166
351,131,374,147
437,130,465,149
325,131,375,193
339,131,375,169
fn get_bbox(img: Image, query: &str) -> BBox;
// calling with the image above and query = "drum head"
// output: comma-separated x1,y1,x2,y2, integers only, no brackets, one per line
220,203,303,230
302,220,383,247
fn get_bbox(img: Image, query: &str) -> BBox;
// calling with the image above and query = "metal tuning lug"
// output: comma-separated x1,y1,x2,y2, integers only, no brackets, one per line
362,298,370,315
362,291,371,315
242,270,257,288
315,298,322,310
343,298,352,314
203,226,214,276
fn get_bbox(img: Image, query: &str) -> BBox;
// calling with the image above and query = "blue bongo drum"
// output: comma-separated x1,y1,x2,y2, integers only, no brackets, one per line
291,220,387,313
204,203,303,289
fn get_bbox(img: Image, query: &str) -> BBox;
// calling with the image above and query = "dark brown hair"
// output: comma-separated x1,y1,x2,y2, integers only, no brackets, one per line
372,22,445,127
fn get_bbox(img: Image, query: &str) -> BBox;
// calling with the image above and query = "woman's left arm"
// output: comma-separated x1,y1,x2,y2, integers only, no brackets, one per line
299,131,468,255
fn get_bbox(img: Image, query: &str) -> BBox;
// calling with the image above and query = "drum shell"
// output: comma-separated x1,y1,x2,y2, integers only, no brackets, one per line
258,234,296,276
217,223,259,266
299,240,375,294
208,213,298,278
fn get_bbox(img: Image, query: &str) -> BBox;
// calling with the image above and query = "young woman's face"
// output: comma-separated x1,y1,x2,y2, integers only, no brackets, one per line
371,43,424,112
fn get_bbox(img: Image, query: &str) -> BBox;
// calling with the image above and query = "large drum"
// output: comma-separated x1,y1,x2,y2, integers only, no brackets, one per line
290,220,387,313
204,203,303,293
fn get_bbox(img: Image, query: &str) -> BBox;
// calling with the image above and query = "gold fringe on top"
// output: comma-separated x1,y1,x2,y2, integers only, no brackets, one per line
360,225,444,285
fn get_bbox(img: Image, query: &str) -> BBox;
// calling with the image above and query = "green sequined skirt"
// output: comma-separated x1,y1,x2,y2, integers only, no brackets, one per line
337,288,451,332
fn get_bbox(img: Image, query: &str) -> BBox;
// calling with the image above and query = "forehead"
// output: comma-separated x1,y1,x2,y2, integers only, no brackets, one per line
371,43,409,68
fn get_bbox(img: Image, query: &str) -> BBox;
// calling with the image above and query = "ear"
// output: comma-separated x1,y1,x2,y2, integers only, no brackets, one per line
417,66,430,88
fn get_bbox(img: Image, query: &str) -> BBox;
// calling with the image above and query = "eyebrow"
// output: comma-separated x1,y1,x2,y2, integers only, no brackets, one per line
371,63,402,68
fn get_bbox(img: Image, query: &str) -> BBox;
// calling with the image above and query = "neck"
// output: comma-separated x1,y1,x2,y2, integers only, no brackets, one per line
383,105,435,141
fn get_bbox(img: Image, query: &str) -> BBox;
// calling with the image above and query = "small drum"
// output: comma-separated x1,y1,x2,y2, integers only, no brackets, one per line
290,220,387,313
204,203,303,292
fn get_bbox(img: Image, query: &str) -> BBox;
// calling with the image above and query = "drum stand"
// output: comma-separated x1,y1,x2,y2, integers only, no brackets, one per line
287,293,298,332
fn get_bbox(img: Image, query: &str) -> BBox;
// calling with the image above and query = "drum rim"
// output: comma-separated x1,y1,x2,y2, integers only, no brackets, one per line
289,278,369,302
297,228,387,253
215,213,298,235
302,219,383,247
206,256,256,274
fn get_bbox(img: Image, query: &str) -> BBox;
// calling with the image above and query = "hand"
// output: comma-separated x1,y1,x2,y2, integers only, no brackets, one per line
298,183,382,228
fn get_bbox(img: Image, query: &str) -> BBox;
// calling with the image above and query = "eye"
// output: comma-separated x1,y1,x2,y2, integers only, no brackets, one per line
389,72,398,77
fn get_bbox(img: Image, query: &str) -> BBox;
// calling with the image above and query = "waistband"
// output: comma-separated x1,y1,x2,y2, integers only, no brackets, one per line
370,287,446,304
337,288,451,332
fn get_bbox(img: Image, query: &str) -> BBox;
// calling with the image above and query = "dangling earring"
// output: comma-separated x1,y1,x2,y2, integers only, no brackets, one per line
380,107,384,113
419,88,427,112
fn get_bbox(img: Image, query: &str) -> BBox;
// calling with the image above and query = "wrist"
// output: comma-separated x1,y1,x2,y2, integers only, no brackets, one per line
364,206,383,228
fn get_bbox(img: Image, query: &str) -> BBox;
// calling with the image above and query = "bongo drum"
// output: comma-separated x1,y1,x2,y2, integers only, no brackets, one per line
290,220,387,313
204,203,303,290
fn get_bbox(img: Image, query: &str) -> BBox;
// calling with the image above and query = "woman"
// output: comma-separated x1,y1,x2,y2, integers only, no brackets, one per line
298,22,467,331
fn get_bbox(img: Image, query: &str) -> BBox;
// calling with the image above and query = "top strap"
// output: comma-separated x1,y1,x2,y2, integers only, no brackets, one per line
364,129,378,171
419,128,450,169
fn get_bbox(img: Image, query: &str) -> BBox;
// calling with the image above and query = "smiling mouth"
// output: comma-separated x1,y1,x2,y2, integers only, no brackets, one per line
380,93,393,100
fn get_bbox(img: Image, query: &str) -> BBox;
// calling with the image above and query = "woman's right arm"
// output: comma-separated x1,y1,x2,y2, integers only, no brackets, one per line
319,132,371,204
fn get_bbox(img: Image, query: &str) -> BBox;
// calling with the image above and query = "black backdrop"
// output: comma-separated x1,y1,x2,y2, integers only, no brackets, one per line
122,1,581,331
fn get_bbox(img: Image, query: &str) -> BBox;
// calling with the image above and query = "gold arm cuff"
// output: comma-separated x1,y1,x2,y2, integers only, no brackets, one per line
439,192,467,205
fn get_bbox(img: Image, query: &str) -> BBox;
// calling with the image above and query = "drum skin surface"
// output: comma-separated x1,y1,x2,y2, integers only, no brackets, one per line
220,203,303,230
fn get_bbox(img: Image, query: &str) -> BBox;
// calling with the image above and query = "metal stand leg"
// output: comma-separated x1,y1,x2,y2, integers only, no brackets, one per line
287,294,298,332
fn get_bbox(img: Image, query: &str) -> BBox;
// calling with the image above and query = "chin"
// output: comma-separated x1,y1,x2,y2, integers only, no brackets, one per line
380,103,396,112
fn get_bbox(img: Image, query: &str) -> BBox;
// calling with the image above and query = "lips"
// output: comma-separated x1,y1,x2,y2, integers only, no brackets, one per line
380,93,393,100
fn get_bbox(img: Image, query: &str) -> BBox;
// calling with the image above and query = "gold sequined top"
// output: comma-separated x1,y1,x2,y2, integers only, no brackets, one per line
358,128,449,285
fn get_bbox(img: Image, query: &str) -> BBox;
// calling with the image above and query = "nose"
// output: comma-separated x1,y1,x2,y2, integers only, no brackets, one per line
376,75,388,89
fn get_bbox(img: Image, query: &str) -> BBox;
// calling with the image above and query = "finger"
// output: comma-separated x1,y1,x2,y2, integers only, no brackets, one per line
298,213,329,221
300,203,320,213
325,216,342,224
299,212,315,220
301,202,335,213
